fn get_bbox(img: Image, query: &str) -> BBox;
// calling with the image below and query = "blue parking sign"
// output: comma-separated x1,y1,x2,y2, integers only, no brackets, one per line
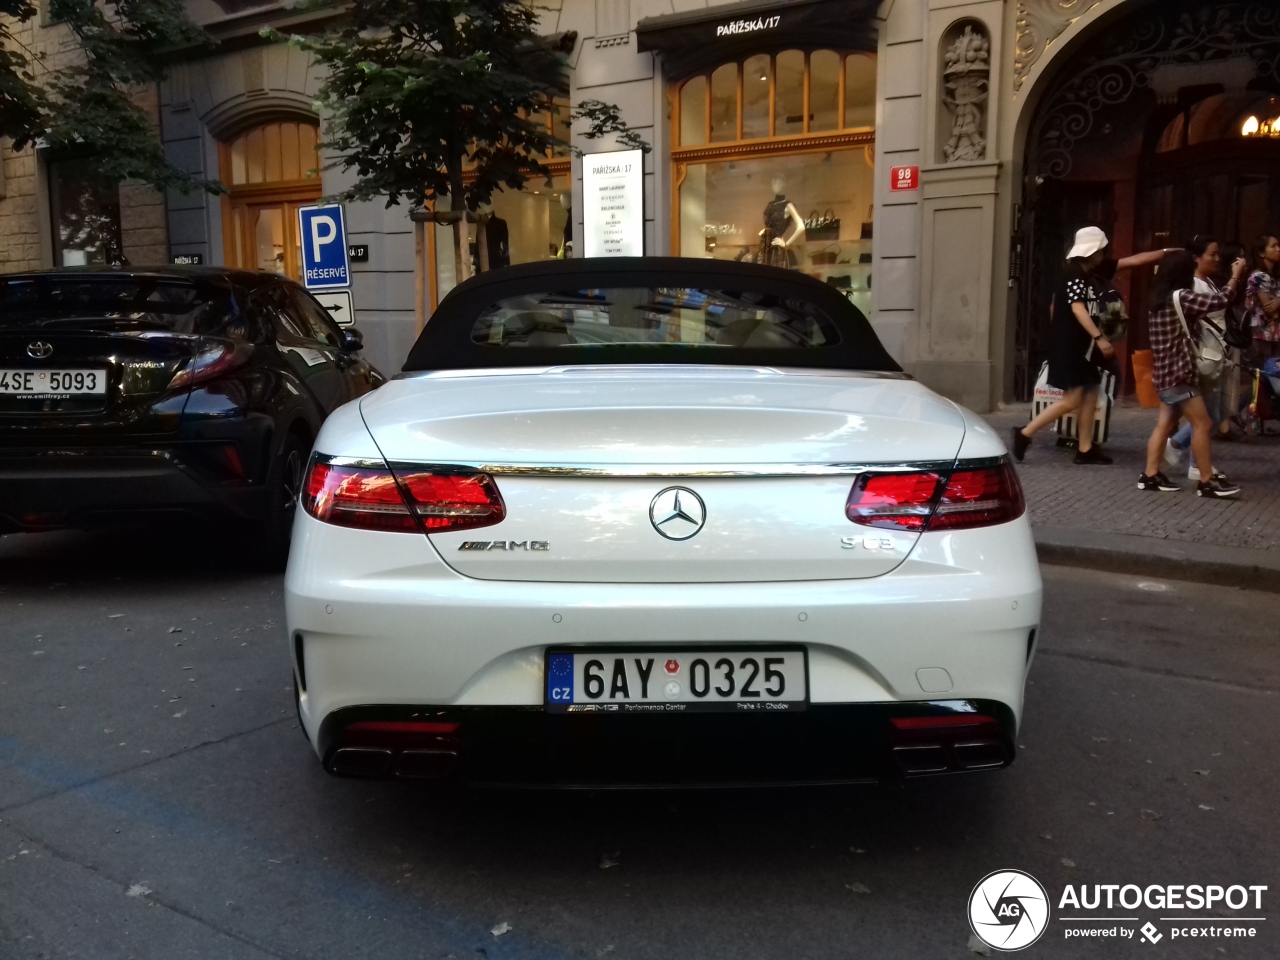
297,204,351,290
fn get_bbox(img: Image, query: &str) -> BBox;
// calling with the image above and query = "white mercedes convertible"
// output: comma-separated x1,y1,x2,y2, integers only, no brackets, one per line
285,258,1041,786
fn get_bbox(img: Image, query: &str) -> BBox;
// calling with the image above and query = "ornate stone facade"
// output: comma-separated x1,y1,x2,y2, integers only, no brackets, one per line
942,23,991,162
1014,0,1106,92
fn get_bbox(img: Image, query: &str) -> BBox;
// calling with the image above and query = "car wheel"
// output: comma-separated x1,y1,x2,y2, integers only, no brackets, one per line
256,433,308,568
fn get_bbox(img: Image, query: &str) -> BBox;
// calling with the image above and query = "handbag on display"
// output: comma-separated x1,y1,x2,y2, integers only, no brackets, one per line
803,209,841,241
1172,289,1226,381
809,244,839,265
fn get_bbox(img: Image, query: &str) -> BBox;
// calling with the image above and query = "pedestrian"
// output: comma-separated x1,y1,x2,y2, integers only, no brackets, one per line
1244,234,1280,366
1162,236,1233,477
1012,226,1169,464
1139,249,1246,498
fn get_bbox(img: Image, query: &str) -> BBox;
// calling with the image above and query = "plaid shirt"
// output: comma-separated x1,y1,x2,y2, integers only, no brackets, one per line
1245,270,1280,342
1149,287,1236,392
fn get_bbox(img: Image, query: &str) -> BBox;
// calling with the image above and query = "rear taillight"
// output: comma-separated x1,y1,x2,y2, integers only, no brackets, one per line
300,462,505,533
930,463,1025,530
846,460,1023,532
167,341,253,391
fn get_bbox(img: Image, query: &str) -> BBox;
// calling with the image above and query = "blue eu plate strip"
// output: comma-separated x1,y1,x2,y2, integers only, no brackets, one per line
546,653,574,704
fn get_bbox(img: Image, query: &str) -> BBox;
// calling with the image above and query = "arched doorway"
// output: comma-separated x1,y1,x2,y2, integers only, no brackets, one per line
218,120,323,279
1013,1,1280,398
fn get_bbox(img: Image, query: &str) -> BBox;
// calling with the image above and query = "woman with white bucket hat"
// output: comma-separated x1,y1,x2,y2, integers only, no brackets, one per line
1012,226,1172,464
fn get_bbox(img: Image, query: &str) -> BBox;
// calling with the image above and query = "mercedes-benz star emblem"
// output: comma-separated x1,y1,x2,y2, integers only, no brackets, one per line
26,341,53,359
649,486,707,541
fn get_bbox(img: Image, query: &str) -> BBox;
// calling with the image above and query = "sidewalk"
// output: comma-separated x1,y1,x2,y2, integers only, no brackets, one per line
984,400,1280,589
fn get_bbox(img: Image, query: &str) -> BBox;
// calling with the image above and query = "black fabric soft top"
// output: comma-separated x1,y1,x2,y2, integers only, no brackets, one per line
404,257,900,373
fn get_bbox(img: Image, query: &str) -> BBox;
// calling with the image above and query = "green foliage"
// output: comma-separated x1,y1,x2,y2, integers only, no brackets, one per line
278,0,647,212
42,0,221,193
0,0,47,147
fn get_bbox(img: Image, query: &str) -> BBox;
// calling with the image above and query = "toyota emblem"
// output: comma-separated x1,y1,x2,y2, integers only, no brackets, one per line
26,341,53,359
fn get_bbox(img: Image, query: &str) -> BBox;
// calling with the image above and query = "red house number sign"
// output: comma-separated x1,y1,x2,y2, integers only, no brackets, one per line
891,166,919,191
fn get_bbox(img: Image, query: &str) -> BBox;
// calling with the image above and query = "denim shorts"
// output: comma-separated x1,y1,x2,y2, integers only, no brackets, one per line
1158,384,1197,406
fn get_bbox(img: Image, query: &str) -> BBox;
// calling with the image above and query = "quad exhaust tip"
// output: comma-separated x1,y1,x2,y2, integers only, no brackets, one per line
328,747,459,780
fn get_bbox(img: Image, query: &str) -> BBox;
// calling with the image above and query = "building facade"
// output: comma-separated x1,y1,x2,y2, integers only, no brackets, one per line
4,0,1280,410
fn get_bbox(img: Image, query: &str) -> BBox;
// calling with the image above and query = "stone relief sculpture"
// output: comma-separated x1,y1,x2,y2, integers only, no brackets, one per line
942,24,991,163
1014,0,1105,92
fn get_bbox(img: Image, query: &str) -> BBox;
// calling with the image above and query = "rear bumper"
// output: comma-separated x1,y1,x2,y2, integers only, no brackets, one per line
0,447,268,531
316,700,1018,786
286,512,1044,782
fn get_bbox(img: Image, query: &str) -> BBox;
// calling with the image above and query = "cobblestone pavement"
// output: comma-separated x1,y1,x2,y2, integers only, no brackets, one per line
985,400,1280,553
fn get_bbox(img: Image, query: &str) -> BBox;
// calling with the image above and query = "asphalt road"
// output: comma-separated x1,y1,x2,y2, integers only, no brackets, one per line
1,529,1277,959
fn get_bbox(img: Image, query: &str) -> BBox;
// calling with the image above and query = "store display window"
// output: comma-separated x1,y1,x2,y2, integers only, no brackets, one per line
48,159,124,267
433,175,571,302
431,102,573,305
672,51,877,316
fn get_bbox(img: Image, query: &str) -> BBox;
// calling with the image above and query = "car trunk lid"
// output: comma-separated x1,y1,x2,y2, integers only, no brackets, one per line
360,367,968,583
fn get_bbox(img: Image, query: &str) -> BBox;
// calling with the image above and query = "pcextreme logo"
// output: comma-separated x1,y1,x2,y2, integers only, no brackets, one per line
968,872,1269,949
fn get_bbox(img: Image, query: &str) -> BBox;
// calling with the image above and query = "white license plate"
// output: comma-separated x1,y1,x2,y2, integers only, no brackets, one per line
0,369,106,396
546,649,808,713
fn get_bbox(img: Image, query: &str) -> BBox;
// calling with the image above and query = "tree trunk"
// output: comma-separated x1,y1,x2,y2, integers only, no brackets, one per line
477,217,490,273
448,151,471,283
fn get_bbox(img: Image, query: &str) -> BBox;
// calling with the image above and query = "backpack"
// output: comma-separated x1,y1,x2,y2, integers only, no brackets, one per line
1223,302,1253,350
1172,290,1226,381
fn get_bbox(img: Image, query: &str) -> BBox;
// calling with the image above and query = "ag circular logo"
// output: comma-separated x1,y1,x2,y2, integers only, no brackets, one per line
968,870,1050,951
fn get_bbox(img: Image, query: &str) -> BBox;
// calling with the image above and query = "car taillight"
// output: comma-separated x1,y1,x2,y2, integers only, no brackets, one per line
930,462,1025,530
845,471,944,530
167,341,253,391
300,462,505,533
846,460,1023,532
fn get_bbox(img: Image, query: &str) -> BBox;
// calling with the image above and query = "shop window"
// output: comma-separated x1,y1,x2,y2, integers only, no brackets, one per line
427,95,575,306
710,63,738,142
676,50,877,146
680,76,708,145
672,51,878,314
743,55,772,140
48,159,124,267
810,50,841,133
775,50,805,136
432,174,572,305
219,121,324,280
845,55,876,130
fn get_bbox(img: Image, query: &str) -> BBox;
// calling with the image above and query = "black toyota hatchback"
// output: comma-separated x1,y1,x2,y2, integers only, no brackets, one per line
0,268,383,560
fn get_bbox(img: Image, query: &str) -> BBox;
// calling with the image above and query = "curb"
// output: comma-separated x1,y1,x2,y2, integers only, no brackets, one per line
1033,526,1280,594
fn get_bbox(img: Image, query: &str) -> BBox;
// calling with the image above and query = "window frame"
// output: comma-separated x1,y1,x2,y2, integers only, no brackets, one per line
668,51,878,257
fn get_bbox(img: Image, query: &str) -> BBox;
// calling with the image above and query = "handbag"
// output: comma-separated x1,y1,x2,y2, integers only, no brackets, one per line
1223,302,1253,350
808,244,839,265
803,208,840,241
1172,289,1226,381
1092,288,1129,342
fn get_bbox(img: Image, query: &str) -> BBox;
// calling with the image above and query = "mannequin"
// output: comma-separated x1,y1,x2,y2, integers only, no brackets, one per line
757,176,805,268
559,191,573,258
475,201,510,270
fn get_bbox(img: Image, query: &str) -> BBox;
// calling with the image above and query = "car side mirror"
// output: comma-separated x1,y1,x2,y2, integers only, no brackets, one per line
339,328,363,353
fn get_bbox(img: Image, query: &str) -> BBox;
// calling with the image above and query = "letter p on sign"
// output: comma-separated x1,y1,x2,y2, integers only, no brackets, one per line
297,204,352,290
310,215,337,262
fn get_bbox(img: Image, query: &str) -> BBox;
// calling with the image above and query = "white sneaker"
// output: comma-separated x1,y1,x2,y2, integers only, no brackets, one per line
1187,464,1220,481
1164,440,1182,468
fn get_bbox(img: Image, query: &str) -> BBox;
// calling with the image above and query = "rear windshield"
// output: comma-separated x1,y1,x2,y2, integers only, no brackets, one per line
473,288,840,350
405,264,901,373
0,276,232,333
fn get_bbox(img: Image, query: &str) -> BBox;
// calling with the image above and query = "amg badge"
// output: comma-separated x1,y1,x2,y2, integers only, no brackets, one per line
458,540,549,551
